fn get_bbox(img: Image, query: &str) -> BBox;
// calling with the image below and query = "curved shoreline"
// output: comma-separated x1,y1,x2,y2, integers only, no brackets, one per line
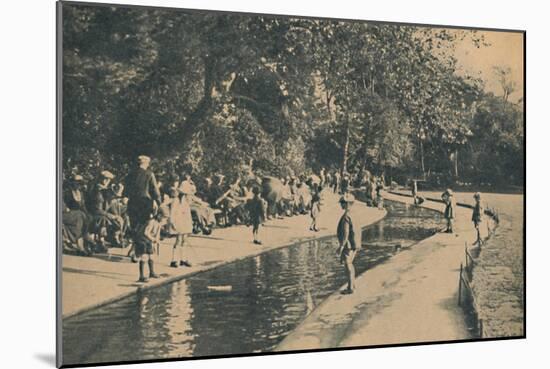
276,190,490,351
62,191,387,320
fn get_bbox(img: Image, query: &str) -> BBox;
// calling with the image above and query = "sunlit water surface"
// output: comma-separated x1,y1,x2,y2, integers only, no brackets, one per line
63,200,443,365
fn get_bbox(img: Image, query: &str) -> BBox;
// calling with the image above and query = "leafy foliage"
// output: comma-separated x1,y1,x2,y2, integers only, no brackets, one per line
62,3,524,187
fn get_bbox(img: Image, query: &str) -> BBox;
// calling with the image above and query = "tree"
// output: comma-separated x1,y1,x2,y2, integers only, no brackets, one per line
493,66,517,103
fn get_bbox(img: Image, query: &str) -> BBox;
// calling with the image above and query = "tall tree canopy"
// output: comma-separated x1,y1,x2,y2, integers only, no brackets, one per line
62,4,524,187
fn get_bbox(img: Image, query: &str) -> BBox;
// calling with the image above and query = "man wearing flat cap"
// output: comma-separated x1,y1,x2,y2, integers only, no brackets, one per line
124,155,161,233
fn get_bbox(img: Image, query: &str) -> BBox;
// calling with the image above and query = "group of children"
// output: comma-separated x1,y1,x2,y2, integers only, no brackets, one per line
133,180,196,283
133,180,327,282
441,188,484,245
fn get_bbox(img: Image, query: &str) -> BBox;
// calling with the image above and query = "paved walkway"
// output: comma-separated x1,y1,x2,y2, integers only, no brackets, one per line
276,191,491,351
62,191,387,318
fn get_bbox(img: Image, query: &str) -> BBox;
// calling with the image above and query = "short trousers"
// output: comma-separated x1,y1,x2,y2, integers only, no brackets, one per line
340,247,356,264
251,219,261,232
135,240,154,257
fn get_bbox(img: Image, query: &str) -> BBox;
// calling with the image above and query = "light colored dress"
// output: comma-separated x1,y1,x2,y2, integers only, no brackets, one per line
167,196,193,235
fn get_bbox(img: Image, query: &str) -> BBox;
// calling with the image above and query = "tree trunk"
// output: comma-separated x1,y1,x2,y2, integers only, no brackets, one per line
326,90,332,118
179,57,215,144
454,149,459,177
419,138,425,175
342,117,350,175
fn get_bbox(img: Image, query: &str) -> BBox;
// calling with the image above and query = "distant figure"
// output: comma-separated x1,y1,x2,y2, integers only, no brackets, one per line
325,171,332,190
442,189,456,233
246,186,265,245
309,184,322,232
135,209,166,283
332,171,341,194
319,167,326,188
364,178,374,206
411,179,418,205
340,173,350,194
336,193,362,294
375,178,384,210
472,192,484,245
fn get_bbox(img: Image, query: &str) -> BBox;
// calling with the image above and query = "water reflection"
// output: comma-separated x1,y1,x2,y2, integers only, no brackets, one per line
63,201,443,365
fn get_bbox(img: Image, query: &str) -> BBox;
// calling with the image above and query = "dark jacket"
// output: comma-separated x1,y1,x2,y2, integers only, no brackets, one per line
337,211,360,250
87,184,111,216
124,167,161,225
64,188,88,214
246,195,265,224
124,167,161,204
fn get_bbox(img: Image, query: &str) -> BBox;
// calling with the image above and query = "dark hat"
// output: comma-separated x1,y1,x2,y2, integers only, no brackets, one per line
339,193,355,203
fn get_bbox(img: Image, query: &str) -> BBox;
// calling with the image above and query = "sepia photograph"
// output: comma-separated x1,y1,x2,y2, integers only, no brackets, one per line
57,1,525,367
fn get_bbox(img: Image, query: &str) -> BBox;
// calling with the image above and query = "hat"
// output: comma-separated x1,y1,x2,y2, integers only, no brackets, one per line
137,155,151,164
339,193,355,203
158,204,170,219
101,170,115,180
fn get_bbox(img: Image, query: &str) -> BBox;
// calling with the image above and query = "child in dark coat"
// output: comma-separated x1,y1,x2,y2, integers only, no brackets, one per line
246,186,265,245
442,189,456,233
472,192,483,245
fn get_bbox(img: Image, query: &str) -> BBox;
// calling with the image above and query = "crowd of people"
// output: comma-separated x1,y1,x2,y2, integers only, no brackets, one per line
62,155,486,290
62,155,386,282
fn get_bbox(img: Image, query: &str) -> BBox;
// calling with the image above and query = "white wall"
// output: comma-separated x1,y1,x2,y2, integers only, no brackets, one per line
0,0,544,368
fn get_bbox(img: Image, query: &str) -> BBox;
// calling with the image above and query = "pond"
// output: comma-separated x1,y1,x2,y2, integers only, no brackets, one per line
62,200,444,365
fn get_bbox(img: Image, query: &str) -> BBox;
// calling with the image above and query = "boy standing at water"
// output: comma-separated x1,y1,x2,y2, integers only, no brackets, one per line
472,192,483,245
336,193,362,294
246,186,265,245
136,209,166,283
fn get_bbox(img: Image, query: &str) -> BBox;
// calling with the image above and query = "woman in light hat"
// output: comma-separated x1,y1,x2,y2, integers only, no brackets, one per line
88,170,116,252
336,193,362,294
64,174,88,214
